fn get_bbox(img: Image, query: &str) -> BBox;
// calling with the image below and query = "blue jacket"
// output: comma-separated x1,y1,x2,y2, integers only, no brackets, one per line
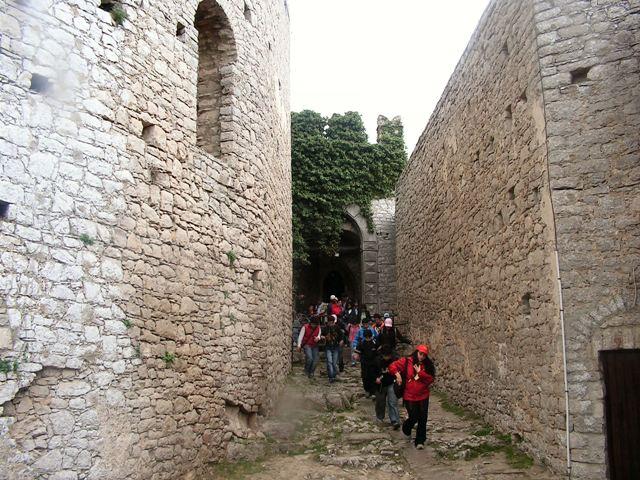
351,326,378,350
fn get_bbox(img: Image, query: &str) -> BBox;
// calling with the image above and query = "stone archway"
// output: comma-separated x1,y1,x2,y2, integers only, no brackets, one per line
345,202,396,314
295,201,396,314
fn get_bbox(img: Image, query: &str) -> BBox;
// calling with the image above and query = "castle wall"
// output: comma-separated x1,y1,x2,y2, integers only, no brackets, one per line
369,198,396,315
533,1,640,478
396,0,567,471
0,0,291,478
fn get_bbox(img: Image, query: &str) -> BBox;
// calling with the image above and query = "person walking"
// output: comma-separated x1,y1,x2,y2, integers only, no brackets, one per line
374,344,401,429
328,295,343,318
297,316,321,379
351,317,378,350
354,329,378,397
320,314,345,383
377,315,409,354
389,344,435,449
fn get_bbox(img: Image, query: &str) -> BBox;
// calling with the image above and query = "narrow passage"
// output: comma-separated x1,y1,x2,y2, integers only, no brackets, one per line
212,356,561,480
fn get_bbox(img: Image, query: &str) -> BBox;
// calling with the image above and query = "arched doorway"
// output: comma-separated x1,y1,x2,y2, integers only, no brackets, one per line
296,214,364,306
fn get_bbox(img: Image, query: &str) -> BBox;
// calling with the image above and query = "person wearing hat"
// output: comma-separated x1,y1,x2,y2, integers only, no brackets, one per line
389,344,435,449
351,316,378,354
377,316,409,354
328,294,343,318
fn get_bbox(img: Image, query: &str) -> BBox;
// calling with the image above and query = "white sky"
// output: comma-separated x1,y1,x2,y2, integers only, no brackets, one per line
289,0,492,153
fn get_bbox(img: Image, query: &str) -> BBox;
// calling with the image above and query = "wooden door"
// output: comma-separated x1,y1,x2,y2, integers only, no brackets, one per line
600,349,640,479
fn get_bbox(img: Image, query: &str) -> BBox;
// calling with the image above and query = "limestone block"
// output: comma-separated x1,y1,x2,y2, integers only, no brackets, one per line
50,410,75,435
0,327,12,349
34,450,63,472
100,258,123,282
105,388,125,407
57,381,90,397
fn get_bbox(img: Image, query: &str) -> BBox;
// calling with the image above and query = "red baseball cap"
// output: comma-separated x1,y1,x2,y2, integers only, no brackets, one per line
416,344,429,355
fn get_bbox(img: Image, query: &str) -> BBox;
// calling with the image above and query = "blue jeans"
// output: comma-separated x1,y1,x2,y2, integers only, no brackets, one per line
325,346,340,380
303,345,319,377
375,384,400,425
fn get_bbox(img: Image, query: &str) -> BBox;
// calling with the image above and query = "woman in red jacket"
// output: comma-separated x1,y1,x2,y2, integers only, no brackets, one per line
389,344,435,449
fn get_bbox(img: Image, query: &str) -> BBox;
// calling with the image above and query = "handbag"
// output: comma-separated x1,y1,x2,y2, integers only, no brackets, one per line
393,357,410,398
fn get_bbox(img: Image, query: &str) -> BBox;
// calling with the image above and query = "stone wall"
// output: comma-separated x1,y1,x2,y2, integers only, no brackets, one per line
0,1,291,479
397,0,640,478
533,1,640,478
370,199,396,315
396,0,566,472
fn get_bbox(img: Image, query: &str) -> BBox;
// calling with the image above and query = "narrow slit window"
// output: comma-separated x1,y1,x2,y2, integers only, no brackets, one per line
195,0,237,157
0,201,10,219
521,293,531,315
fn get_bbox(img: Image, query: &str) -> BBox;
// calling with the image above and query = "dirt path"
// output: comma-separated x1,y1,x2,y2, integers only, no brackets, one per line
210,357,562,480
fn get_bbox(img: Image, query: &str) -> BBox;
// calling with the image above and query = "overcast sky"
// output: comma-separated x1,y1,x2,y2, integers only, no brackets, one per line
289,0,492,154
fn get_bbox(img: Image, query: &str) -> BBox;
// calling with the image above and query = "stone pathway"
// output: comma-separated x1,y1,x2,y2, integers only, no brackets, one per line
210,357,562,480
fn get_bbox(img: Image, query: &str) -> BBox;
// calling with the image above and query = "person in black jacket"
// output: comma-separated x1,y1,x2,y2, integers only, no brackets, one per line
320,314,345,383
354,329,378,396
374,344,400,428
377,316,409,354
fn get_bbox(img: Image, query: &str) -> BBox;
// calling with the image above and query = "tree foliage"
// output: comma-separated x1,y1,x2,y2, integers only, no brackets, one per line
292,110,407,267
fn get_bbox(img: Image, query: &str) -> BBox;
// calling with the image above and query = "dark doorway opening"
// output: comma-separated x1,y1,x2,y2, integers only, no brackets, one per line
295,215,363,310
323,270,345,300
600,349,640,479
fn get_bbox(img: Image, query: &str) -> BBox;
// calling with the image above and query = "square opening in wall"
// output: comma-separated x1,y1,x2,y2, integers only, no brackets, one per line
99,0,115,11
0,201,10,220
176,22,186,37
570,66,591,84
141,121,154,141
30,74,51,94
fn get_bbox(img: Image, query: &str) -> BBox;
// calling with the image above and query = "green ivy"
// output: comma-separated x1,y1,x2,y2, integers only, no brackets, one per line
292,110,406,267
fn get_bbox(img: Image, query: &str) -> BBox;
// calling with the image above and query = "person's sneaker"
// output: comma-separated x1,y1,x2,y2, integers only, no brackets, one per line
392,423,400,431
415,443,425,450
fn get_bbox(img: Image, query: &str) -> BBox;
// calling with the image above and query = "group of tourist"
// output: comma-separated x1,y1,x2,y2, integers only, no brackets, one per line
295,295,436,449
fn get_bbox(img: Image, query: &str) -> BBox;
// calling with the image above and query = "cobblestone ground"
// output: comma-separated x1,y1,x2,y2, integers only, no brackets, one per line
210,354,562,480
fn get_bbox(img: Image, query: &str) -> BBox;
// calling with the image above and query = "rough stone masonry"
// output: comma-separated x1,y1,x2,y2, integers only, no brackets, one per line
0,0,291,479
396,0,639,479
